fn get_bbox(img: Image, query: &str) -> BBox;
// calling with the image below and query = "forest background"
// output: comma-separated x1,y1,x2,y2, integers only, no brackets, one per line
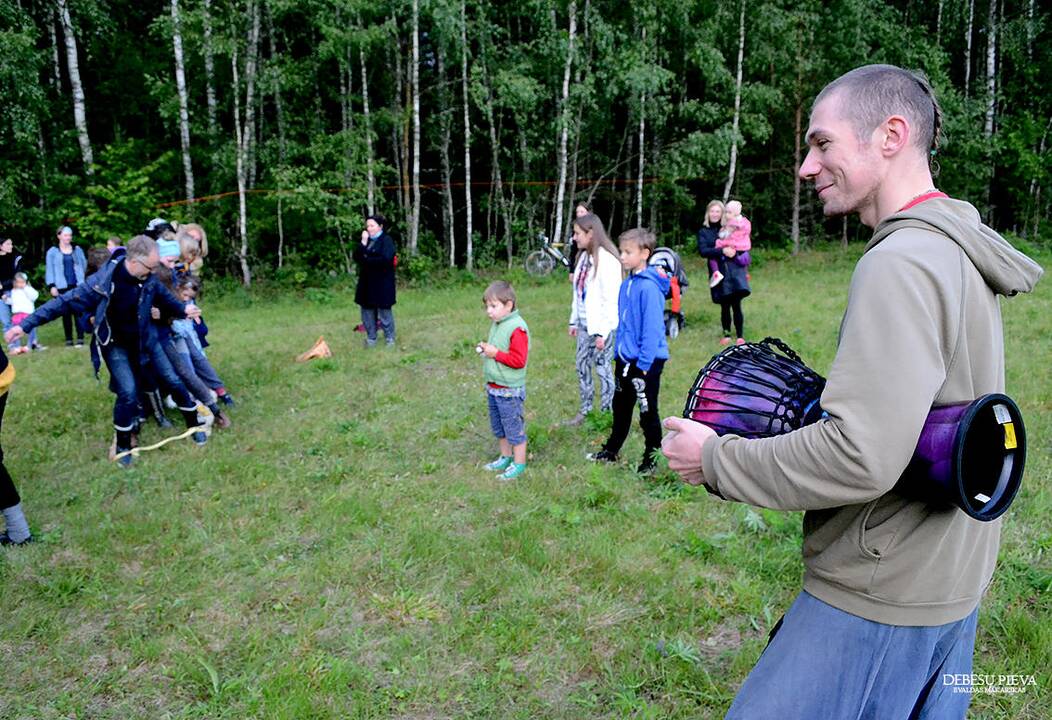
0,0,1050,285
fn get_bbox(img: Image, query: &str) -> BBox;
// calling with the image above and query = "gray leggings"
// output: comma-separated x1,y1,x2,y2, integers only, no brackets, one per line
361,306,395,345
575,324,616,414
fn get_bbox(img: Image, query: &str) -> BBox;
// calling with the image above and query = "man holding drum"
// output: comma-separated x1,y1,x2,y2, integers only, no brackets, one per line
662,65,1042,718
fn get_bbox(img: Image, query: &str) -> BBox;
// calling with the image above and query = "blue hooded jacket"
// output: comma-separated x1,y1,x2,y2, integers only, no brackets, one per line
615,266,670,372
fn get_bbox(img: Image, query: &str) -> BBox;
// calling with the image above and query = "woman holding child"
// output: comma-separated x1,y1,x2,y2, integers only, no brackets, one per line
565,214,621,426
697,199,751,345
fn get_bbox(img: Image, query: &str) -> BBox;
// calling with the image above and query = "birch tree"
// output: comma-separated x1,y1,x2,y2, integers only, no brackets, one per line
437,44,456,267
57,0,93,175
964,0,975,99
409,0,421,255
461,0,474,269
232,2,261,286
550,1,577,254
171,0,194,205
723,0,746,203
203,0,218,137
360,40,376,216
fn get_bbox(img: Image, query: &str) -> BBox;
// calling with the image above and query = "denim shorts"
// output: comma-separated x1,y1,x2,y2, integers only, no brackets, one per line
487,388,526,445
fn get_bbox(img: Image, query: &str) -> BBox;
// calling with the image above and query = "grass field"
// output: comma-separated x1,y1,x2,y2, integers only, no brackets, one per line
1,246,1049,719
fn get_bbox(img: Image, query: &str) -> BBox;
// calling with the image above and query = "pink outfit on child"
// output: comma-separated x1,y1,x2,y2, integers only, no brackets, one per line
717,216,752,252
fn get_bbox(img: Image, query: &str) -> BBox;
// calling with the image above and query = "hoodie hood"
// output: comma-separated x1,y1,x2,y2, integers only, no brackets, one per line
868,197,1043,297
634,265,672,295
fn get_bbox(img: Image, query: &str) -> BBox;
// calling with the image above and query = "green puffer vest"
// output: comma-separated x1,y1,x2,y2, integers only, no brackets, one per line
483,310,529,387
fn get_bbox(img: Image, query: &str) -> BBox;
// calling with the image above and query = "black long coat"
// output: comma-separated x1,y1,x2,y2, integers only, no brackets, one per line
353,231,397,308
697,222,751,303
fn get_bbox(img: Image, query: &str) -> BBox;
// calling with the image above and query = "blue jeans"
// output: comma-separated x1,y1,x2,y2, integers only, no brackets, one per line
361,306,395,345
487,389,526,445
104,342,197,431
725,591,978,720
172,336,224,391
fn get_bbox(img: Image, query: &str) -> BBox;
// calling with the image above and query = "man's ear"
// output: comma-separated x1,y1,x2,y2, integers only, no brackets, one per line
881,115,911,157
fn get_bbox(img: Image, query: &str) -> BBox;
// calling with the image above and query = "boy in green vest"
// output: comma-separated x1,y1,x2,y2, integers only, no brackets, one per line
477,281,530,480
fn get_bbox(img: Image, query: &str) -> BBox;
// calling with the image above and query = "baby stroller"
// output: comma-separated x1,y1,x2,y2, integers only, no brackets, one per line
649,247,689,338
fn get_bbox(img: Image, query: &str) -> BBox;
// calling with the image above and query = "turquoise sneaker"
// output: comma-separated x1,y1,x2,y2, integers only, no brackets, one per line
499,463,527,481
484,456,513,472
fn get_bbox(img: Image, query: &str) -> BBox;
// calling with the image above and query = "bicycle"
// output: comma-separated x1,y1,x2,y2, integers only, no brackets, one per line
524,233,571,277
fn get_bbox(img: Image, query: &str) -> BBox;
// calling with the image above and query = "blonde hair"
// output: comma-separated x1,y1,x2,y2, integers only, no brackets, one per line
705,200,725,227
176,222,208,271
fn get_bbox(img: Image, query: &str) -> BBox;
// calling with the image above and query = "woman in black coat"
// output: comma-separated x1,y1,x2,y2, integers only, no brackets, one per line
697,199,751,345
353,214,397,347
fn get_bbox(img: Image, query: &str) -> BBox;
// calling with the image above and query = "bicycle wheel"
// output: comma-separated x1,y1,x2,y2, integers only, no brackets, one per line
525,250,556,277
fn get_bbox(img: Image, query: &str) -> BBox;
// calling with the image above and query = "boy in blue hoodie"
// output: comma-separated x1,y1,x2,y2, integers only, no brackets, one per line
588,228,669,473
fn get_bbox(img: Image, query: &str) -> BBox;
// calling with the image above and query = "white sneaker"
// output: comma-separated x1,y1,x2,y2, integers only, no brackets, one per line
709,271,724,288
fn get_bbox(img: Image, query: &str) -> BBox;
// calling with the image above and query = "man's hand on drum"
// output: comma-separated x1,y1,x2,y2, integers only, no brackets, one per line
661,417,717,487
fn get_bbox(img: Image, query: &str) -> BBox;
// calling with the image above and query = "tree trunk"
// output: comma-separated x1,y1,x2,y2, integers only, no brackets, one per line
1027,0,1035,60
202,0,217,138
461,0,474,270
437,45,456,267
983,0,997,140
48,8,62,89
360,41,376,216
57,0,93,175
1027,115,1051,237
636,91,645,228
232,3,261,287
723,0,746,202
409,0,421,255
791,97,802,255
964,0,974,99
551,0,578,258
984,0,998,216
394,31,411,227
171,0,194,206
936,0,943,45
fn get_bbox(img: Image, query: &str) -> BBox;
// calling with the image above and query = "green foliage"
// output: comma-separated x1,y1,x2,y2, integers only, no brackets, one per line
60,141,174,245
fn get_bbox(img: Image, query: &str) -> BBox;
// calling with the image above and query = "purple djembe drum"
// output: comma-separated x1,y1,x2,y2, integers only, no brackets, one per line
684,338,1026,521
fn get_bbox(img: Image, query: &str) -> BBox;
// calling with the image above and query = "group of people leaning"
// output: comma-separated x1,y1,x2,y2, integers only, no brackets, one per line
0,218,237,545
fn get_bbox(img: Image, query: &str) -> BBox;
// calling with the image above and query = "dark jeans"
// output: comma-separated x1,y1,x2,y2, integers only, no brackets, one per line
720,298,744,338
60,285,85,344
103,341,197,431
0,393,19,510
603,357,665,458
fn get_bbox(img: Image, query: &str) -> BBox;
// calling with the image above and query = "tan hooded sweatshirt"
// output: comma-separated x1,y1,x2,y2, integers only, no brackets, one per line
702,197,1044,625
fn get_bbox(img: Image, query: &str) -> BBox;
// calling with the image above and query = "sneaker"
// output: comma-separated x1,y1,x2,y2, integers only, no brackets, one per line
499,463,527,481
75,340,85,348
735,337,746,346
213,411,232,429
637,455,658,475
709,271,724,288
562,413,587,427
65,340,74,347
0,531,34,546
219,393,236,407
31,343,47,351
719,336,732,346
11,347,28,355
484,456,513,472
192,430,208,446
587,449,618,463
156,415,174,429
163,395,177,410
114,447,134,468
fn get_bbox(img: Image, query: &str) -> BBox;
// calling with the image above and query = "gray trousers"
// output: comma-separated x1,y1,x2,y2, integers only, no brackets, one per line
575,323,615,413
361,306,395,345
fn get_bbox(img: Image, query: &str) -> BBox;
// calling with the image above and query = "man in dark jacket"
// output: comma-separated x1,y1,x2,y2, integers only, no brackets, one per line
5,235,208,467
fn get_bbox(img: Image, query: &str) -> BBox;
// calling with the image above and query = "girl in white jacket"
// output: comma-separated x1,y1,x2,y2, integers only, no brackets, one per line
566,214,622,425
7,273,44,354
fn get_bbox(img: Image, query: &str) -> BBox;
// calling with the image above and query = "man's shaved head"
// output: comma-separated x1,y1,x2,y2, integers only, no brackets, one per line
814,64,942,165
